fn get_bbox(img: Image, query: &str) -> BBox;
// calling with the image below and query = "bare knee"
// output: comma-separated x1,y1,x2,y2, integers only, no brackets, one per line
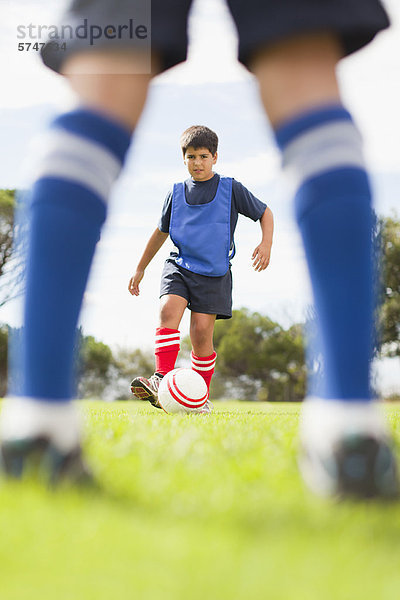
191,323,209,348
190,316,216,356
250,32,342,127
159,295,187,329
159,303,177,328
62,51,159,130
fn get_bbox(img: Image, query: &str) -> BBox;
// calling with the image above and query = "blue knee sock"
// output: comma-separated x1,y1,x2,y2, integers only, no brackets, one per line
275,106,373,401
20,109,131,401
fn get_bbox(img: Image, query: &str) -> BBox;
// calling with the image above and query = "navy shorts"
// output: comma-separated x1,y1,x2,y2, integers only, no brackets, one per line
42,0,389,73
160,258,232,320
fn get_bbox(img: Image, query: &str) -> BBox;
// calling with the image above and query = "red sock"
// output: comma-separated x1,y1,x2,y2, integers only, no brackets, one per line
191,351,217,392
155,328,180,376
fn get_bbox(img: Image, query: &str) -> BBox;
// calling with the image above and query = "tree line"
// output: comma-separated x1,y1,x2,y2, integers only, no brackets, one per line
0,314,305,401
0,189,399,401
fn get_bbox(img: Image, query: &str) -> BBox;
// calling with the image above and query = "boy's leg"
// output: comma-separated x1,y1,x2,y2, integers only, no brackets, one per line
130,294,187,406
1,52,153,481
250,33,397,498
156,294,188,375
190,313,217,394
252,34,371,401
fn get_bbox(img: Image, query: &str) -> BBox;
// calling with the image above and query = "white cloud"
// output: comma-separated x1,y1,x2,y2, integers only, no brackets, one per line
220,150,280,187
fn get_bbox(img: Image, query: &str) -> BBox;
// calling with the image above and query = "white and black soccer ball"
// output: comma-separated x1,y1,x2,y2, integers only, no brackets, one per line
158,368,208,414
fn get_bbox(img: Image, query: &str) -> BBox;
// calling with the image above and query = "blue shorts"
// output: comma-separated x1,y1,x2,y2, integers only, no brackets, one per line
42,0,389,73
160,258,232,320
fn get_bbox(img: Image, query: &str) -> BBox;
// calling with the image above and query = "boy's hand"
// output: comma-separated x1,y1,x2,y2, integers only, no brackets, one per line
128,270,145,296
252,243,271,272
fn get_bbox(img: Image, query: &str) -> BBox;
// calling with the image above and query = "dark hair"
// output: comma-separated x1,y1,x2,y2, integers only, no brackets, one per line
180,125,218,156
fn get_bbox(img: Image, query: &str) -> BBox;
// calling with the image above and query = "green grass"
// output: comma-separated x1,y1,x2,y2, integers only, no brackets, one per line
1,401,400,599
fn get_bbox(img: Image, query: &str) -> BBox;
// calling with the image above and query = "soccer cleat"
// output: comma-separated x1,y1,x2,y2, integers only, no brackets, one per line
298,398,399,500
130,372,164,409
0,437,91,486
0,397,92,486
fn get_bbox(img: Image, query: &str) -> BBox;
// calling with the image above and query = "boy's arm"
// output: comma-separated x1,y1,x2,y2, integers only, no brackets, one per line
252,206,274,272
128,228,169,296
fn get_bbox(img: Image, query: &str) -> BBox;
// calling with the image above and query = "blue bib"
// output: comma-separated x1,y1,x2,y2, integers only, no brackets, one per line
170,176,233,277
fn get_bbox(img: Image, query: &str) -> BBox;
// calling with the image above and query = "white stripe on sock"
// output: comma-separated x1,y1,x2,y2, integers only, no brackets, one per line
192,364,215,372
29,129,123,202
192,357,216,366
283,121,365,186
155,333,180,342
155,340,180,350
191,355,216,371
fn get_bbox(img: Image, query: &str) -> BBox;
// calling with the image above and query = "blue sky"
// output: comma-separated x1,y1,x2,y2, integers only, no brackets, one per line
1,0,399,393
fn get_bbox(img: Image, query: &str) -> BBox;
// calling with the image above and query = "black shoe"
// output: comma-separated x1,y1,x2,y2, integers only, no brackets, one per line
130,372,164,409
334,434,398,499
0,397,92,486
300,433,399,500
299,399,399,500
1,437,92,486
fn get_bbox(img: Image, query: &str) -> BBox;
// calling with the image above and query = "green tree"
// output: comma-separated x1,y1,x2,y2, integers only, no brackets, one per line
111,347,154,401
0,189,15,276
378,214,400,356
76,331,154,401
0,324,8,397
0,189,26,307
77,334,114,399
212,308,306,401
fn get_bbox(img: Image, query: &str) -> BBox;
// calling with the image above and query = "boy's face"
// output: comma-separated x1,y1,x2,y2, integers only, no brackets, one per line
183,146,217,181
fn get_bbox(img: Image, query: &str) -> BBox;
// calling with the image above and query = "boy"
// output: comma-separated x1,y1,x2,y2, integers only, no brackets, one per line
2,0,397,497
128,125,274,411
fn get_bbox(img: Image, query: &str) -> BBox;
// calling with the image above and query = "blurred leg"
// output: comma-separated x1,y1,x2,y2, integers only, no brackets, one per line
64,52,154,129
251,33,341,128
252,34,373,401
251,34,398,498
21,52,153,403
1,51,154,481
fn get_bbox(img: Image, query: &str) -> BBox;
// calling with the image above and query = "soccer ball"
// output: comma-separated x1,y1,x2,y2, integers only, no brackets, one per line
158,368,208,414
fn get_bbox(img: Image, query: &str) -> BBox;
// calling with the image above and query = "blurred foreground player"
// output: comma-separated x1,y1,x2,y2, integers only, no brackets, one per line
1,0,397,497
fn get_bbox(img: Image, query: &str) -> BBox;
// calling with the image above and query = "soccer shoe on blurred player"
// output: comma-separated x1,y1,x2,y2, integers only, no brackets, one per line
130,373,164,409
299,399,399,500
0,398,91,485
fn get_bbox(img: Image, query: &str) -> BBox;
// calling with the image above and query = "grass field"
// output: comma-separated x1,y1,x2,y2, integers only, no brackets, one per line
1,400,400,600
